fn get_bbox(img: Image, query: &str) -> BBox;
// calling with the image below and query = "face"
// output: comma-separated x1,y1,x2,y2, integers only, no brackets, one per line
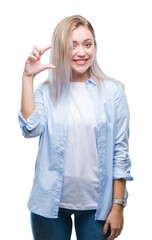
71,26,95,80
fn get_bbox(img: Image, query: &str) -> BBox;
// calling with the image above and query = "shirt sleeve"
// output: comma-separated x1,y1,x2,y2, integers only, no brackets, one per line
18,85,46,138
113,84,133,181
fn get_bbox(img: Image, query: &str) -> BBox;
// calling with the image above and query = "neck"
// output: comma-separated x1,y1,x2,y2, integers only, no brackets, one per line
72,71,90,82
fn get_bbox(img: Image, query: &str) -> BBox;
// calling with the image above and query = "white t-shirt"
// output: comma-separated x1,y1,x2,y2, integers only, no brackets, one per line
59,82,100,210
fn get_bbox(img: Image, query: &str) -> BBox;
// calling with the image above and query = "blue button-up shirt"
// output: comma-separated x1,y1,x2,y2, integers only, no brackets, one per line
18,77,133,220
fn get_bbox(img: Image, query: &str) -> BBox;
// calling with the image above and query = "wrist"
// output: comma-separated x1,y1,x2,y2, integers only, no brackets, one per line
23,70,35,78
113,198,127,208
112,203,124,211
22,72,34,82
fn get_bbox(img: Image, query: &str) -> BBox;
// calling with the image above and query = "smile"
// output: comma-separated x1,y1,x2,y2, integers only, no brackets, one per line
73,59,88,65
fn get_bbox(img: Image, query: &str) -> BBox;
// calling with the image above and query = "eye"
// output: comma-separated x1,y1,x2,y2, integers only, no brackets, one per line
85,43,92,48
72,44,76,49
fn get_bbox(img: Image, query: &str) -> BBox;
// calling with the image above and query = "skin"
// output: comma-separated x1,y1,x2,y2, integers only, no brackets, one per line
71,26,95,82
21,45,55,119
21,26,126,240
104,179,126,240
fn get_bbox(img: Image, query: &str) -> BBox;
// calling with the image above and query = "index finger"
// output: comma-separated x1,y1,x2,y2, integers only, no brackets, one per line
40,45,51,55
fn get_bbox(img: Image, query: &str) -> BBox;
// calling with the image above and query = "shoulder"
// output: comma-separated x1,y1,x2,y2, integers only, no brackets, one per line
99,78,125,101
100,78,124,92
102,79,129,113
99,79,130,113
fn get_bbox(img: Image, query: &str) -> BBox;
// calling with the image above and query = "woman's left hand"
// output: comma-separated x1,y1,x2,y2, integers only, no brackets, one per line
103,204,124,240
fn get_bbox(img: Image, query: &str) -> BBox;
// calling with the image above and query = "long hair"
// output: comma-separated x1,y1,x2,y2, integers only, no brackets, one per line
48,15,123,104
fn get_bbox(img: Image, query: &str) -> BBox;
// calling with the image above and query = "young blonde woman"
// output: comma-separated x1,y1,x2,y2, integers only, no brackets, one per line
18,15,133,240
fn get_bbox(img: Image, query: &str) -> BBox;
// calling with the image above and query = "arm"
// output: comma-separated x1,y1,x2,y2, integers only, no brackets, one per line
21,45,55,120
103,179,126,240
113,179,126,201
21,74,35,120
103,85,133,240
18,45,55,137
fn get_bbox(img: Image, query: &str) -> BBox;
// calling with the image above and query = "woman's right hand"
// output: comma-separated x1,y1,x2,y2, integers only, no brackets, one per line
23,45,55,77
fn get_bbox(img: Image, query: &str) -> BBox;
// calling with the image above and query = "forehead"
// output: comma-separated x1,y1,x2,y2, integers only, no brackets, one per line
71,26,93,42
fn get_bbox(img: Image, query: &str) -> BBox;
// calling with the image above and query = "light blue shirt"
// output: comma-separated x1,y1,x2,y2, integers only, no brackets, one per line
18,77,133,220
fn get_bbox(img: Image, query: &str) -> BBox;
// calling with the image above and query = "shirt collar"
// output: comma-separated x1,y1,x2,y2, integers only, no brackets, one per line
85,76,97,86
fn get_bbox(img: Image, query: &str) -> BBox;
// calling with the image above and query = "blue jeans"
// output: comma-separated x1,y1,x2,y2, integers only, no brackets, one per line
31,207,112,240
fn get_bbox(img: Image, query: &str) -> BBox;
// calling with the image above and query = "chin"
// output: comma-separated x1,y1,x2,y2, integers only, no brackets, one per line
72,66,91,75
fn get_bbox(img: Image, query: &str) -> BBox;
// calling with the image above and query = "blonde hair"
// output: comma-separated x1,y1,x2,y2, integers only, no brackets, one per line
48,15,123,104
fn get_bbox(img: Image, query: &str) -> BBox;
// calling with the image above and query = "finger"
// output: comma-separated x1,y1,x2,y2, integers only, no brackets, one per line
40,45,51,55
115,230,121,238
107,229,116,240
29,55,37,62
41,64,56,71
33,45,41,52
32,46,41,57
32,49,40,59
103,221,109,235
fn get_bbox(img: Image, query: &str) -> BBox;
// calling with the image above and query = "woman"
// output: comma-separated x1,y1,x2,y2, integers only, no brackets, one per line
18,15,133,240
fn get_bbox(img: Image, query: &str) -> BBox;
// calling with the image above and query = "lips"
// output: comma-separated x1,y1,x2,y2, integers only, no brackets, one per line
73,59,88,65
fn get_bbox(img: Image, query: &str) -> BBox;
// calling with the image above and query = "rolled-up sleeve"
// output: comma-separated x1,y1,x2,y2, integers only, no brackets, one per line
113,85,133,181
18,86,46,138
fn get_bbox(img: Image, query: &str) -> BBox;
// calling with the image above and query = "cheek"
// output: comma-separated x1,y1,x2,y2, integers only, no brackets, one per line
87,46,95,58
71,49,77,59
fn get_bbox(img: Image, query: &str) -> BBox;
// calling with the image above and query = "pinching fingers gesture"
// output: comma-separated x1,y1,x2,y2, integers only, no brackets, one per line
23,45,55,77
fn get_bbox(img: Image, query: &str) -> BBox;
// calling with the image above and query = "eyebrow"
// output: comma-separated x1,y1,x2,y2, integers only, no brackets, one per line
72,39,93,43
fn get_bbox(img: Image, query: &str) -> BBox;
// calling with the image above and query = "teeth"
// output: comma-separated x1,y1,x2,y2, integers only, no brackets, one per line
75,60,87,63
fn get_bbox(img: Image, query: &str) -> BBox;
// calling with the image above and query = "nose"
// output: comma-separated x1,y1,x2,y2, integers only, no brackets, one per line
77,45,86,57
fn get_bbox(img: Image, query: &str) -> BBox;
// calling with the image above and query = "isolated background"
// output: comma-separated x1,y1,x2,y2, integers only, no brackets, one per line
0,0,152,239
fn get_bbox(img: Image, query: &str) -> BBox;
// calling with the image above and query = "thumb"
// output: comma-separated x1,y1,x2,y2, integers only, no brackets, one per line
42,64,56,71
103,220,109,235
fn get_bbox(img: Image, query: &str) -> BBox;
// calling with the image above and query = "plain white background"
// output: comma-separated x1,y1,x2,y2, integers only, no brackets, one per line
0,0,152,239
